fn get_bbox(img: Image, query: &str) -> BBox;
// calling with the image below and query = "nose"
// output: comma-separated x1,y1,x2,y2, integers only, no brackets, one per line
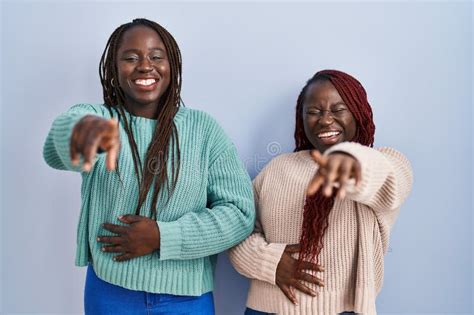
318,111,335,126
137,58,153,72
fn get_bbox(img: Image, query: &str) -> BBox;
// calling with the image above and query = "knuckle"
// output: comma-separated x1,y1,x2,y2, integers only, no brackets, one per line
84,138,96,149
340,164,350,172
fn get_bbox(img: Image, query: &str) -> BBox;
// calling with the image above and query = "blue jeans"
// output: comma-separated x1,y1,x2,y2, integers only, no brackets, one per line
85,265,215,315
245,308,271,315
245,308,354,314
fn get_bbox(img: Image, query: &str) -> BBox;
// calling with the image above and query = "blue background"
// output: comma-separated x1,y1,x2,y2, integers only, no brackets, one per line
1,1,472,314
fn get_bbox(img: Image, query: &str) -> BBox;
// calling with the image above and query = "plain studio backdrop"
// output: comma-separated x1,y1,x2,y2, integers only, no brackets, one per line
1,1,472,314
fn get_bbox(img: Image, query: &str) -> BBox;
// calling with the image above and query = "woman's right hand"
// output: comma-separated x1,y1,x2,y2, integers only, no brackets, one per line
70,115,120,172
275,244,325,305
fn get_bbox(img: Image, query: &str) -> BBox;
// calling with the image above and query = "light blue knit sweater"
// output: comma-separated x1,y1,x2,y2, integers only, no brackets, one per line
43,103,255,295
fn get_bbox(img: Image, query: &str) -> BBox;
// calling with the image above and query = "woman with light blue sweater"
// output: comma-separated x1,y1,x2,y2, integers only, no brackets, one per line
43,18,255,315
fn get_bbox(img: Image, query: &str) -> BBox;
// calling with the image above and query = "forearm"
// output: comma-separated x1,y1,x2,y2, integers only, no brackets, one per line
228,232,286,285
157,204,254,260
157,147,256,260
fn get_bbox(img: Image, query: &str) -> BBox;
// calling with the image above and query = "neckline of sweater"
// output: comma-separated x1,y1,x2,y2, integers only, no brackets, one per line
102,104,189,126
125,107,188,125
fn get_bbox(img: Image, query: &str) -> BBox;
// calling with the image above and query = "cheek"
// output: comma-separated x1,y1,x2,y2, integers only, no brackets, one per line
303,117,316,137
159,62,171,79
158,66,171,92
346,118,357,141
304,116,317,129
117,65,131,86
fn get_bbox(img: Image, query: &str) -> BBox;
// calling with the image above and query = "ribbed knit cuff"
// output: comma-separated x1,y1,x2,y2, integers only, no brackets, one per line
325,141,390,200
46,109,104,172
324,141,367,163
157,220,183,260
257,242,286,285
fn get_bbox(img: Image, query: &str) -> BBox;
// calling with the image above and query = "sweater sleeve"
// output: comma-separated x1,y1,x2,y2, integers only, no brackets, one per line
43,104,105,172
157,145,256,261
325,142,413,227
228,169,287,285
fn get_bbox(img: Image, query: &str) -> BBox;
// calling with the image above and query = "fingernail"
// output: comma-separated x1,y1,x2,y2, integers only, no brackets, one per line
113,257,116,261
97,237,100,241
101,247,105,251
118,215,123,219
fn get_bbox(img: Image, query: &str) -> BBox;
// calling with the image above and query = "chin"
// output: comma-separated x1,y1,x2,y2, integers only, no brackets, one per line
135,96,160,106
314,143,334,153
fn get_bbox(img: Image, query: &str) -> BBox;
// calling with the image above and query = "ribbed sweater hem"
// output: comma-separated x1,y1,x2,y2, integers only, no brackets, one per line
247,280,377,315
86,255,214,296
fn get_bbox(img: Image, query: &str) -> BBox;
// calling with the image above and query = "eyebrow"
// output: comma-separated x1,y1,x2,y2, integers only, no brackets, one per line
306,101,347,108
120,48,166,54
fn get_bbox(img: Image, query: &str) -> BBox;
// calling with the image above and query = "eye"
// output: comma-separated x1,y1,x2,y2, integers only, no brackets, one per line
306,109,322,116
123,55,139,62
151,55,164,60
332,108,348,115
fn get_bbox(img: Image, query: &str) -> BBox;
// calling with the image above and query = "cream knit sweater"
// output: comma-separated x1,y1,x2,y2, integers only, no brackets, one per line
229,142,413,315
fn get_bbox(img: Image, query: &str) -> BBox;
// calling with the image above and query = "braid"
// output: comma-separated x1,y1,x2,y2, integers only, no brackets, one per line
99,18,182,219
294,69,376,264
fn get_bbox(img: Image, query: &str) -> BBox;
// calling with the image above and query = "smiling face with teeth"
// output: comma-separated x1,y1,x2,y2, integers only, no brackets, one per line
116,25,171,118
303,79,357,153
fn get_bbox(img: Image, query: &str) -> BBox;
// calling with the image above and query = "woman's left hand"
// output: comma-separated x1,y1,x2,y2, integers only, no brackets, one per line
307,150,361,199
97,215,160,262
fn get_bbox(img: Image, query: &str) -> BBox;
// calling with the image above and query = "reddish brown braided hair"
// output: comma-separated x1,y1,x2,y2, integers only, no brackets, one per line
294,69,376,264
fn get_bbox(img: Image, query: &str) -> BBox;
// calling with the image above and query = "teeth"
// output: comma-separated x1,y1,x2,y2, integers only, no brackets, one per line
135,79,156,86
318,131,340,138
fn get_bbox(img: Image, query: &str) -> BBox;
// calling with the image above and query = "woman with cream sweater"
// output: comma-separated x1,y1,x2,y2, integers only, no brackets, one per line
229,69,413,315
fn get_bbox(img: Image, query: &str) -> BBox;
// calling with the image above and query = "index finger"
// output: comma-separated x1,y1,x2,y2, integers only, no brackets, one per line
70,129,81,166
336,159,352,199
82,137,101,172
307,174,325,196
104,119,120,171
353,161,362,186
322,157,342,197
102,223,127,235
105,139,120,171
97,236,123,245
285,244,301,254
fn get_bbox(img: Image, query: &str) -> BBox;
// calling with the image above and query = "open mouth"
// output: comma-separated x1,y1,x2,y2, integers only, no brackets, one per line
318,131,341,139
131,78,160,92
317,130,342,144
134,78,158,86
